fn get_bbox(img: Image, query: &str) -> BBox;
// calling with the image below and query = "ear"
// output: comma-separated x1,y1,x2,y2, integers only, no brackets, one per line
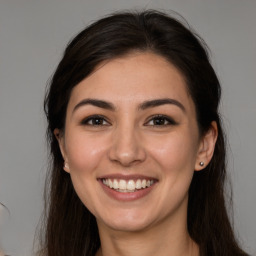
54,128,70,173
194,121,218,171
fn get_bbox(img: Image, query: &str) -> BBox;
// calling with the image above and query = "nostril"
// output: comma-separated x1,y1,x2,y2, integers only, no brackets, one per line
109,154,144,167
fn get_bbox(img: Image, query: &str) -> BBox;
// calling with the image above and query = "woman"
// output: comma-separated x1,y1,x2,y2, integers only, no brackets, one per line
39,10,249,256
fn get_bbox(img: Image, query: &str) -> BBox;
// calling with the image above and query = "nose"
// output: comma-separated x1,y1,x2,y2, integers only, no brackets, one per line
108,123,146,167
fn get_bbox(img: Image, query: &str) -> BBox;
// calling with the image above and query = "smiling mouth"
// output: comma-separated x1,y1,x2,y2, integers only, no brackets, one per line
101,178,156,193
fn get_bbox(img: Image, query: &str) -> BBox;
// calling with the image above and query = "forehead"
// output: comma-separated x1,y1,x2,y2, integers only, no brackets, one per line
68,52,194,111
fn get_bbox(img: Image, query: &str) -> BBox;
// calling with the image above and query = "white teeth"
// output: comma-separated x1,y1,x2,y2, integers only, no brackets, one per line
127,180,135,190
113,179,119,189
119,179,126,190
102,178,155,192
135,179,142,189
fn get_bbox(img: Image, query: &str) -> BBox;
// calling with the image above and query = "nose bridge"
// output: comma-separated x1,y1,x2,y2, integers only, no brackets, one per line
109,116,145,166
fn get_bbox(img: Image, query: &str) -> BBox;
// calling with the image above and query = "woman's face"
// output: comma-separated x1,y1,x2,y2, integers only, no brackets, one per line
57,52,211,232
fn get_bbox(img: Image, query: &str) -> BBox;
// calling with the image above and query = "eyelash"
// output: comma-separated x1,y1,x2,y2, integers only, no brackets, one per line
144,115,177,126
81,115,110,126
80,114,177,127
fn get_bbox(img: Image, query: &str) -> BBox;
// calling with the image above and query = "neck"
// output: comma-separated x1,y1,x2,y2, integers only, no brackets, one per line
96,213,199,256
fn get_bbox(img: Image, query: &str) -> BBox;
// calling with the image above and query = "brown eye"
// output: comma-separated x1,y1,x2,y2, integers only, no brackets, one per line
145,115,176,126
81,115,110,126
152,117,168,125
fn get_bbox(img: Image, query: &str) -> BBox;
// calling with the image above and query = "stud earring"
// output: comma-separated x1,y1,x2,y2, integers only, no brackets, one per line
199,161,204,167
64,162,69,169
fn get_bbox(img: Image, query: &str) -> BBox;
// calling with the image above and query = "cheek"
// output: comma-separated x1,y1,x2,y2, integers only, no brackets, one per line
146,132,198,214
64,132,110,185
147,131,199,174
64,133,108,213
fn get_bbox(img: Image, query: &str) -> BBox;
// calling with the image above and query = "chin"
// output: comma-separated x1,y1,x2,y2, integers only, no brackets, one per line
104,219,151,233
96,208,156,233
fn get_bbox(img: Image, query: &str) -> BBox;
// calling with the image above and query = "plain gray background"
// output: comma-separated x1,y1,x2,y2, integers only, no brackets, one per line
0,0,255,255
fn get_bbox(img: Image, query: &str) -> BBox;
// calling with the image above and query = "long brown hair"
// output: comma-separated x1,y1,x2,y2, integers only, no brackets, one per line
39,10,249,256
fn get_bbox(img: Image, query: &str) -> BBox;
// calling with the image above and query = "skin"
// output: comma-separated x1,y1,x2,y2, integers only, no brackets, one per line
55,52,217,256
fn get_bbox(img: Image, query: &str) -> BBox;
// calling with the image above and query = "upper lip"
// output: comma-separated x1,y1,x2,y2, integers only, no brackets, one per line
98,174,158,181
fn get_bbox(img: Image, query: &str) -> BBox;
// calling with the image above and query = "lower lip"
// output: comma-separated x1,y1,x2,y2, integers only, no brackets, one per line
99,180,157,201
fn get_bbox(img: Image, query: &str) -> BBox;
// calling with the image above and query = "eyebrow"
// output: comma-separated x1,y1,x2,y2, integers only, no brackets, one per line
73,98,185,113
138,98,185,112
73,99,116,113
